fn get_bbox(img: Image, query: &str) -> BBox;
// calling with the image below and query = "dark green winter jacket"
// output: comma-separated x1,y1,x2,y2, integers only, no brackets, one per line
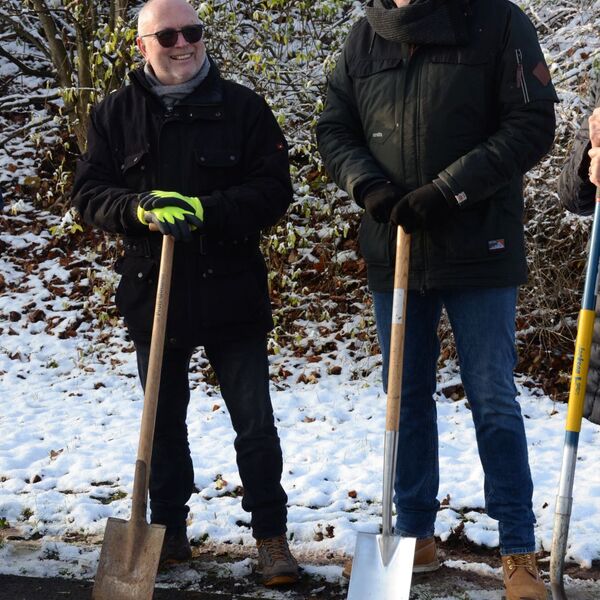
317,0,557,291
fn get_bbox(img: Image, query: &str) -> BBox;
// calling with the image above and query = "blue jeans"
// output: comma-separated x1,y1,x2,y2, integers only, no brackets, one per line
373,287,535,555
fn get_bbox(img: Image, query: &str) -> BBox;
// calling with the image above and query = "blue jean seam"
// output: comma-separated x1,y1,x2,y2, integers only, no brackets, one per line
500,545,537,556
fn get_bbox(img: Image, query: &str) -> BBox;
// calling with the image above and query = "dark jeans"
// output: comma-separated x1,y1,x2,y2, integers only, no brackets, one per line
135,335,287,539
373,287,536,555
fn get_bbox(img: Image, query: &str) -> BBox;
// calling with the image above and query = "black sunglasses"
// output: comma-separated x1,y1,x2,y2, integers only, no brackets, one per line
140,24,204,48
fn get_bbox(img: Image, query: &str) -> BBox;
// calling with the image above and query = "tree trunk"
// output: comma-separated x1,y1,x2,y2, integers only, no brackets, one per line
28,0,72,89
73,0,96,151
110,0,130,31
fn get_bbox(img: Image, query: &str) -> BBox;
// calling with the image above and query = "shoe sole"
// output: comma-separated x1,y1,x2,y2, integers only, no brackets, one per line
502,593,547,600
502,577,547,600
412,558,441,573
159,555,192,569
263,573,300,586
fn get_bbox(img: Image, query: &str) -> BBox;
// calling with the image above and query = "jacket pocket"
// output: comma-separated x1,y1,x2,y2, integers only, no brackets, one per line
348,57,404,79
424,49,491,141
121,149,152,190
193,147,241,193
429,48,490,66
358,214,394,267
437,205,508,264
114,255,157,335
350,58,404,147
198,257,271,328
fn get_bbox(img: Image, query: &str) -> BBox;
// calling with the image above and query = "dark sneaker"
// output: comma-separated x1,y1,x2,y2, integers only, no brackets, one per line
502,552,546,600
342,536,439,578
159,527,192,567
256,534,300,586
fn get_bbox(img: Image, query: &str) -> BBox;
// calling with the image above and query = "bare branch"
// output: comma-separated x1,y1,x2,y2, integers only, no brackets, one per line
0,45,53,78
0,115,55,149
0,91,61,111
0,12,51,57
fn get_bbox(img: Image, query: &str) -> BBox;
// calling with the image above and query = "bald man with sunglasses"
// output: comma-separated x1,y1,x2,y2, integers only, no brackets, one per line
72,0,299,586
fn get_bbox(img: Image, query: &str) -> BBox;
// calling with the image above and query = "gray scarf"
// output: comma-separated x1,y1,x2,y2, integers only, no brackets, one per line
144,56,211,108
365,0,469,46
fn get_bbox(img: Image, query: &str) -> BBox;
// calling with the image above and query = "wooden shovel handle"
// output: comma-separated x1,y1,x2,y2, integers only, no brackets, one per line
131,234,175,522
385,228,411,432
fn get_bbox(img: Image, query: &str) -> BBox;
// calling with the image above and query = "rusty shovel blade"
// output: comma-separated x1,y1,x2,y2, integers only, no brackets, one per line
92,517,165,600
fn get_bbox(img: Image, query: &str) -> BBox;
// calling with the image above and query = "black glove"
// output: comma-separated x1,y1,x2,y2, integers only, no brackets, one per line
361,182,405,223
390,183,454,233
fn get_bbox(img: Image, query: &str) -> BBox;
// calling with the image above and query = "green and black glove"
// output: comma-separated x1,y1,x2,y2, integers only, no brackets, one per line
137,190,204,242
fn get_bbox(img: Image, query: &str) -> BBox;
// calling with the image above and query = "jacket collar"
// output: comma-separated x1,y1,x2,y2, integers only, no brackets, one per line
129,55,223,107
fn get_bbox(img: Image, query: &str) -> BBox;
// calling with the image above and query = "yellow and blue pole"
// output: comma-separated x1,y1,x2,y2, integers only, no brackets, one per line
550,187,600,600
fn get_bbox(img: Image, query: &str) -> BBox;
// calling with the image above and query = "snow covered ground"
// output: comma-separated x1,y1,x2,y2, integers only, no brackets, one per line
0,207,599,586
0,0,599,595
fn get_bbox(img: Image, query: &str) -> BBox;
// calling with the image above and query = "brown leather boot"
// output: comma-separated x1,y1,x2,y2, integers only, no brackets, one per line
159,527,192,567
502,552,547,600
342,536,439,578
412,536,440,573
256,534,300,586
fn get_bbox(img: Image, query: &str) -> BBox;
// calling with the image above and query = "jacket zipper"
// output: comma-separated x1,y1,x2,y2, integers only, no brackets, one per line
515,49,530,104
414,50,429,293
395,44,428,292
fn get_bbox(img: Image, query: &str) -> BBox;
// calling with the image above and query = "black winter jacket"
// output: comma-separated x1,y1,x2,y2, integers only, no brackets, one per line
317,0,557,292
72,63,293,346
558,77,600,425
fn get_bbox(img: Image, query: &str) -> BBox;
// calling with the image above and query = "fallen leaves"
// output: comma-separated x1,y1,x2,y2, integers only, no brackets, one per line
49,449,63,460
313,523,335,541
28,309,45,323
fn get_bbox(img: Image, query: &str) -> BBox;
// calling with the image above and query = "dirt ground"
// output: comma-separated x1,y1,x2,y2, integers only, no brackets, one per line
0,537,599,599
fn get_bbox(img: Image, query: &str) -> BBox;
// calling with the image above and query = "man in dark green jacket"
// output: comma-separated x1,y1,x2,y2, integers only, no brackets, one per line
317,1,556,598
72,0,299,586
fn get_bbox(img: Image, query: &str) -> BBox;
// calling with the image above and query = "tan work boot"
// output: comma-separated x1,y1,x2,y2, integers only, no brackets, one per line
412,536,440,573
502,552,547,600
256,534,300,586
342,536,440,578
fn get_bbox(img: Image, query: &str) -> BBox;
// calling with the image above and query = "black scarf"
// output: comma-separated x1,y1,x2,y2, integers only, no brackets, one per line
365,0,469,46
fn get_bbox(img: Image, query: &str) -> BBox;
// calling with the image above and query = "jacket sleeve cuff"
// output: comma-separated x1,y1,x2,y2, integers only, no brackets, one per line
125,196,148,233
125,199,147,231
433,177,462,209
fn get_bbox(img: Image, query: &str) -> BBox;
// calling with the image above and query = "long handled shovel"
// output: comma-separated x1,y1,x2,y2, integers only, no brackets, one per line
93,234,175,600
347,227,416,600
550,186,600,600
